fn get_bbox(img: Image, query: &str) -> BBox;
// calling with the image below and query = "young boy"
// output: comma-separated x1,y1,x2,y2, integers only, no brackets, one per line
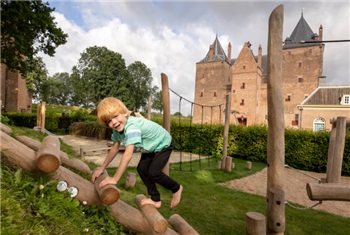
91,97,183,208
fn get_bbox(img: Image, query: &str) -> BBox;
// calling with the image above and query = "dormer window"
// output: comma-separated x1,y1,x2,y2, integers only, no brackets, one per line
340,95,350,105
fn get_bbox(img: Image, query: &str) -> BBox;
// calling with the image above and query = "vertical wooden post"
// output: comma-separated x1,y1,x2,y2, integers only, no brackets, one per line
40,102,46,133
221,93,231,169
246,212,266,235
147,95,152,120
266,4,285,235
36,102,41,127
326,117,347,183
161,73,171,176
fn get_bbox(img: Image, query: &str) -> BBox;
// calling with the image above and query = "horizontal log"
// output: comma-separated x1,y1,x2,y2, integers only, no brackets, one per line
0,123,12,134
93,169,120,205
0,131,37,172
306,183,350,201
16,135,91,174
135,194,168,234
169,214,199,235
36,136,61,173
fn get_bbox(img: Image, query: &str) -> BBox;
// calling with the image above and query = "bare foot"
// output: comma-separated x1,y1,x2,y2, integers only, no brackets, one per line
140,198,162,208
170,185,183,208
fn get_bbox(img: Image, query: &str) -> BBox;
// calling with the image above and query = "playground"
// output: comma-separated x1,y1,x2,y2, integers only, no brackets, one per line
59,134,350,218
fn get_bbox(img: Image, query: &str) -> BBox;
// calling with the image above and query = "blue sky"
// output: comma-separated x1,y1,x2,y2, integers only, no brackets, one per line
41,0,350,114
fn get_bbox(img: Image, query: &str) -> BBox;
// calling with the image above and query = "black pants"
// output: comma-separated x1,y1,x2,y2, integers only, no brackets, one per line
137,143,180,202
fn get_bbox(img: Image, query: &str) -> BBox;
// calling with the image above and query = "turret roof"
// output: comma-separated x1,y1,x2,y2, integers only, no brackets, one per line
198,36,228,63
283,13,320,49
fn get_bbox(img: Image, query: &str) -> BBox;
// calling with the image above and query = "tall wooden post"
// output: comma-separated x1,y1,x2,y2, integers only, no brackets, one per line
161,73,171,176
221,93,231,169
147,96,152,120
40,102,46,133
326,116,347,183
266,4,285,235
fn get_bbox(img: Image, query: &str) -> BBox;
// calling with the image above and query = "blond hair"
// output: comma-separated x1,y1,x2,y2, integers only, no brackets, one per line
97,97,130,127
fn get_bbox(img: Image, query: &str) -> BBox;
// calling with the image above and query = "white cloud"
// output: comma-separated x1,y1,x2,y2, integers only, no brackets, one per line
41,1,350,114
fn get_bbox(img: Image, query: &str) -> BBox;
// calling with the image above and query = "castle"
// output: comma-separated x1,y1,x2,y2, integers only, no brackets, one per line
193,13,350,131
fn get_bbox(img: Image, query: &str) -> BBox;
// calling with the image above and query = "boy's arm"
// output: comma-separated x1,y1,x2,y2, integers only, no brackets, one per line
98,144,135,188
91,142,119,183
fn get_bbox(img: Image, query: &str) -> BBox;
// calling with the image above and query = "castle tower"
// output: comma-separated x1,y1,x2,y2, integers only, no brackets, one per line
193,36,231,124
282,13,325,127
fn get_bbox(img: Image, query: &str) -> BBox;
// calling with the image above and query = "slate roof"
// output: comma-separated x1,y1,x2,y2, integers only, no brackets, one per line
199,36,228,63
283,13,320,49
301,86,350,105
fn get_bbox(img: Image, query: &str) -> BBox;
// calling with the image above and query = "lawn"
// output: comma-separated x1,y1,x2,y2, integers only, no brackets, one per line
1,126,350,235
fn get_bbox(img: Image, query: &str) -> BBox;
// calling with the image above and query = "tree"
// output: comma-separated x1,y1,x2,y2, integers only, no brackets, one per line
70,46,133,109
152,87,163,113
1,0,68,75
25,57,48,102
127,61,154,111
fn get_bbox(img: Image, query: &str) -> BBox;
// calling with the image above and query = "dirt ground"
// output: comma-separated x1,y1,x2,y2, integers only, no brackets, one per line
60,135,350,218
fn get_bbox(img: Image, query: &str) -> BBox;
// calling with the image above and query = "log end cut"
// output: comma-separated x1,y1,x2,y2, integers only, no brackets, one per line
36,154,60,173
100,186,120,205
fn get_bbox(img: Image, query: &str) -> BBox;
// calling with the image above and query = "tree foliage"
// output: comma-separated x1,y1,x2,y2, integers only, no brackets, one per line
1,0,68,75
152,87,163,113
127,61,154,111
70,46,133,109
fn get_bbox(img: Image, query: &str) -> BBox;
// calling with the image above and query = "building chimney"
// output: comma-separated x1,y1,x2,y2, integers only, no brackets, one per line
258,44,262,68
227,42,232,63
318,76,326,86
209,44,214,61
319,24,323,41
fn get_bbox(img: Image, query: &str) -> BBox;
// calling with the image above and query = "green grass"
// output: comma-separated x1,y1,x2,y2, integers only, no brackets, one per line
1,126,350,235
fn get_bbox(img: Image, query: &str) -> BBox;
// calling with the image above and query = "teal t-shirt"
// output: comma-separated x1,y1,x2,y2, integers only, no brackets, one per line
111,116,172,152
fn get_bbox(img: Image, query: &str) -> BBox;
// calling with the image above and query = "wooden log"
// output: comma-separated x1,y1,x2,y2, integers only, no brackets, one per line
35,136,61,173
0,131,37,172
0,131,178,235
15,135,91,174
217,160,222,169
222,93,231,169
125,172,136,189
306,183,350,201
225,157,232,172
247,161,252,170
245,212,266,235
326,116,346,183
267,188,285,233
135,194,168,234
93,168,120,205
266,5,285,235
0,123,12,134
169,214,199,235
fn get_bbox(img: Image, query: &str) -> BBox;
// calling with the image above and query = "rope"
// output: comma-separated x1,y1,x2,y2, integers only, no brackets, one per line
284,39,350,44
285,201,322,210
285,164,322,183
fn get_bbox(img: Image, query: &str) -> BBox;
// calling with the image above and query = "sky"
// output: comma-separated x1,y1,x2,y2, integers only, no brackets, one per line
40,0,350,114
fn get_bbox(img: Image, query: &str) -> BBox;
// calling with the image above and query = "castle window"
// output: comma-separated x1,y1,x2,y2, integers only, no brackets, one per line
243,65,246,69
292,114,299,126
285,95,291,102
241,83,245,89
298,77,303,83
298,62,302,68
214,91,217,97
240,99,244,106
232,90,235,93
313,117,325,132
340,95,350,105
200,92,203,97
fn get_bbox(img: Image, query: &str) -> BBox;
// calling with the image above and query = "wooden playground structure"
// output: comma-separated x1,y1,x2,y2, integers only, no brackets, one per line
1,4,349,235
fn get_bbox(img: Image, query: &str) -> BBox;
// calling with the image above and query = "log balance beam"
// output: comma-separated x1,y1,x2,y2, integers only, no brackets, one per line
1,125,198,235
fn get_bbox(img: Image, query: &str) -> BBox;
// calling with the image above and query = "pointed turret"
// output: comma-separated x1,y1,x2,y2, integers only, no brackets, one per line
199,36,228,63
283,13,320,49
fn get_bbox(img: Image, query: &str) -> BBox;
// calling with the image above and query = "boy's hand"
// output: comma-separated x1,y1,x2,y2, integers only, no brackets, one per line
91,168,104,183
99,176,117,188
